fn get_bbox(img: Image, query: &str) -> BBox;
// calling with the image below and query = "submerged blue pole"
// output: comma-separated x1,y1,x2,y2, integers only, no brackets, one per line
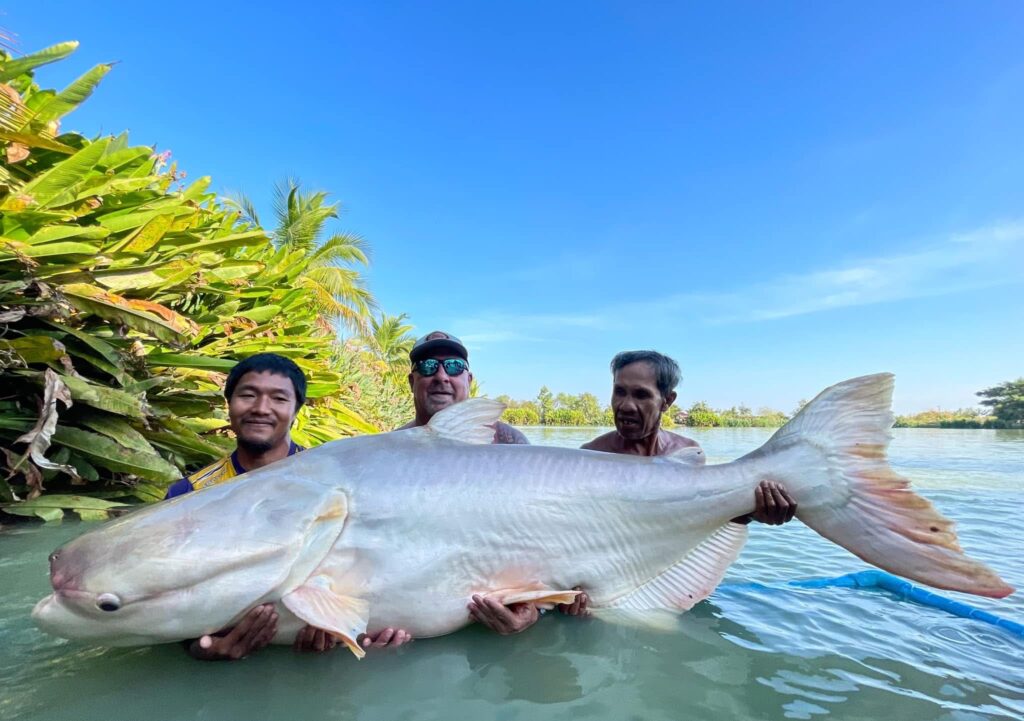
720,570,1024,638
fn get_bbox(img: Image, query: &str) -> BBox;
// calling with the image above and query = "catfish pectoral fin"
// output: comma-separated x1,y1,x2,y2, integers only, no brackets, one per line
282,575,369,658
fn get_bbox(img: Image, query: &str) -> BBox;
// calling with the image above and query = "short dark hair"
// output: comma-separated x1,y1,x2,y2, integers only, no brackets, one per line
224,353,307,409
610,350,681,397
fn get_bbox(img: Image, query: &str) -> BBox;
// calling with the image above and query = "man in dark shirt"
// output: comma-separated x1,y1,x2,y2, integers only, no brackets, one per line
167,353,408,659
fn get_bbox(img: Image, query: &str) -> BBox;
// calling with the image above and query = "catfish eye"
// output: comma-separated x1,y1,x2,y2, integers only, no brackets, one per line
96,593,122,612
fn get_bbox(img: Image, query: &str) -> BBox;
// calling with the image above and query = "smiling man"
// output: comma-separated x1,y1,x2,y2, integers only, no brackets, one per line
583,350,798,526
164,353,408,659
397,331,527,445
164,353,306,500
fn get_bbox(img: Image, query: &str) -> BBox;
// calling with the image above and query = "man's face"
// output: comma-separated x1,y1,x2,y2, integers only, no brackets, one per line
228,371,298,453
408,354,473,420
611,362,676,441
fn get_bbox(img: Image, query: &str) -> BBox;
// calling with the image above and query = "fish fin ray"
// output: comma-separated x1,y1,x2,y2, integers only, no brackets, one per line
765,373,1014,598
606,522,748,612
489,586,581,608
282,575,369,658
427,397,505,444
590,607,681,632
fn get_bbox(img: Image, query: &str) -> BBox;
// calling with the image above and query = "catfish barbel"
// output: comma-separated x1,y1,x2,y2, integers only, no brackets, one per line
33,374,1014,656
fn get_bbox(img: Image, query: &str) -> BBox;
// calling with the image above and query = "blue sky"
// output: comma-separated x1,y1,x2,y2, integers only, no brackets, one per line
6,2,1023,413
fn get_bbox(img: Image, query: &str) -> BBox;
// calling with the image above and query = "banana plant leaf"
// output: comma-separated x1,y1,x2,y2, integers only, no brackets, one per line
0,42,79,82
29,63,112,124
0,494,128,522
52,425,180,482
59,373,147,419
4,136,110,210
60,283,196,344
78,414,159,455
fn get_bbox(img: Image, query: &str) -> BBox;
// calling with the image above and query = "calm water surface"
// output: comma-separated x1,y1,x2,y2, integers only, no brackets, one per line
2,428,1022,720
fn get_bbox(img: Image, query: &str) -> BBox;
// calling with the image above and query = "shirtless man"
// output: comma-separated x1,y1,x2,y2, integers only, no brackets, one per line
583,350,797,526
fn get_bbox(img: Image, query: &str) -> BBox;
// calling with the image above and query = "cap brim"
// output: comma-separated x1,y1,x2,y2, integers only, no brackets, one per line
410,339,468,363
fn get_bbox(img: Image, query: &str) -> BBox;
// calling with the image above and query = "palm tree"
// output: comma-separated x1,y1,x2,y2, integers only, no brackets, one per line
362,312,415,377
232,179,375,333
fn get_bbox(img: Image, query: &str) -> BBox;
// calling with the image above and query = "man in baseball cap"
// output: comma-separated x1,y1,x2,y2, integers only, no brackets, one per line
399,331,527,445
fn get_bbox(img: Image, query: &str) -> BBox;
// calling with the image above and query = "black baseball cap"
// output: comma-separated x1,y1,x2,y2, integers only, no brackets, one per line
409,331,469,363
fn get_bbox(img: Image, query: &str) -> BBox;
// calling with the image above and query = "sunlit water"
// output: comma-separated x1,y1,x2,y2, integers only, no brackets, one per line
2,428,1021,720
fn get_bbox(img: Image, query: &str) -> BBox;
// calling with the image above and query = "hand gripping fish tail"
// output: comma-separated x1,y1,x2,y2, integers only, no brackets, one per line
743,372,1013,599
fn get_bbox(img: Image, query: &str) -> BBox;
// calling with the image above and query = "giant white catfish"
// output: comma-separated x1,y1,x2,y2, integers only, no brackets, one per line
33,374,1013,656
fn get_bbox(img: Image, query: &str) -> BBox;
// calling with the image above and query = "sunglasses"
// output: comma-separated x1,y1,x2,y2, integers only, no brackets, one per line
414,358,469,377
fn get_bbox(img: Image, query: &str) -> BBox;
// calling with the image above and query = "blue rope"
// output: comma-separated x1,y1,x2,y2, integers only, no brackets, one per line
718,570,1024,638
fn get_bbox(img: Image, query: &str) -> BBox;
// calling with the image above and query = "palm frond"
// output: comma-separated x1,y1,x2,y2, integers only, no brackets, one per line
307,232,371,268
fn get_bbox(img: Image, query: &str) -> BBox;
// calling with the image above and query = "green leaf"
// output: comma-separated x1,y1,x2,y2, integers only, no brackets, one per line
237,305,281,323
91,260,195,292
97,206,194,234
31,64,112,123
25,225,110,244
181,176,212,201
59,283,196,344
43,320,124,369
4,137,110,210
0,240,99,258
0,336,67,364
1,494,128,522
0,131,75,154
157,230,267,255
60,374,147,419
52,426,180,482
0,42,79,82
119,213,175,253
146,353,237,371
79,415,159,454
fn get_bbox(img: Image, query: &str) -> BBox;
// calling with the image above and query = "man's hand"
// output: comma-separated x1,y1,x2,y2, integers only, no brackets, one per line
557,587,590,617
749,480,797,525
294,625,412,653
360,627,413,650
293,624,338,653
188,603,278,661
468,594,539,635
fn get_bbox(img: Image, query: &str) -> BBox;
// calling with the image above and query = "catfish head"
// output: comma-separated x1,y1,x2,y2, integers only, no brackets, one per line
33,472,348,646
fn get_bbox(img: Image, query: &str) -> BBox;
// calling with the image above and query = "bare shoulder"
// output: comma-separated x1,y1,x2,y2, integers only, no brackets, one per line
580,431,621,452
658,430,701,453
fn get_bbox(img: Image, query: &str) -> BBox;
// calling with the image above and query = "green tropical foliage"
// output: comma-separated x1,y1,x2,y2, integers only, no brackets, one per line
0,42,383,520
976,378,1024,427
231,179,374,333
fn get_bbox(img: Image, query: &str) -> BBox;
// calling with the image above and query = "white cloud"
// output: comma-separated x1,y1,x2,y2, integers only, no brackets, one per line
450,219,1024,343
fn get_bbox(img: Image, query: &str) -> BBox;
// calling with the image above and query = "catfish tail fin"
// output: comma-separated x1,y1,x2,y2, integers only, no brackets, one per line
761,373,1012,599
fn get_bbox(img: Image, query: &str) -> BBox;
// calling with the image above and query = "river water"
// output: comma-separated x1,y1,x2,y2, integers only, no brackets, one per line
1,428,1022,720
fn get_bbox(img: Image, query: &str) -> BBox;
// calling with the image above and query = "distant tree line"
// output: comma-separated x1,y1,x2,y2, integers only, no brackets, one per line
496,388,790,428
895,378,1023,429
496,378,1024,430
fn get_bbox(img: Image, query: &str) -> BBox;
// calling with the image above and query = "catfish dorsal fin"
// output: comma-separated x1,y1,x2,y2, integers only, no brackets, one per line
427,398,505,444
